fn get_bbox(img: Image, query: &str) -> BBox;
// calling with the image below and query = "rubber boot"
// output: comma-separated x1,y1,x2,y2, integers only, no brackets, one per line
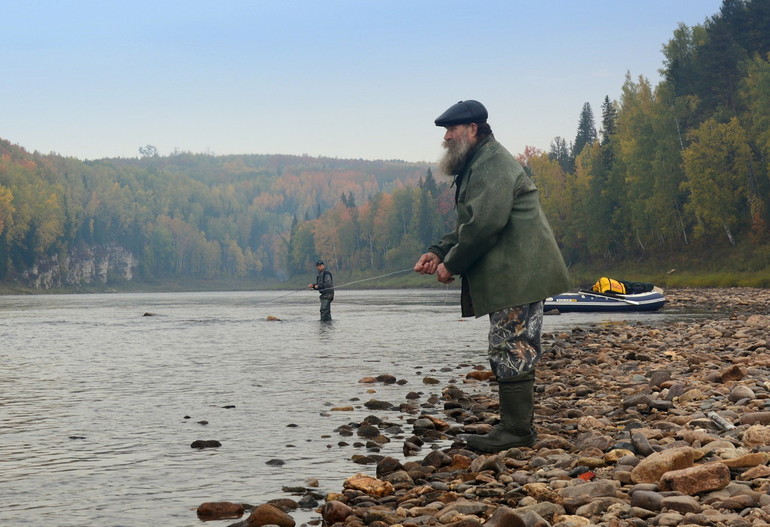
466,370,536,452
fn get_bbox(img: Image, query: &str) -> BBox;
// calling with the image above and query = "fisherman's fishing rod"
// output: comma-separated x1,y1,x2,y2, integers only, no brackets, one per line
253,267,414,305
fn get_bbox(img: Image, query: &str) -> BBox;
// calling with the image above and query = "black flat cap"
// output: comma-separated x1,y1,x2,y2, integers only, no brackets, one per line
434,100,488,126
315,260,324,265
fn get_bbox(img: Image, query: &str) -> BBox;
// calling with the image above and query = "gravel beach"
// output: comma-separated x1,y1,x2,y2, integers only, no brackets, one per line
203,287,770,527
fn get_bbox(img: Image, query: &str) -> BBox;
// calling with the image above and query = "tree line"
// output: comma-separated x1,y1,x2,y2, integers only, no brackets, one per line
1,0,768,288
526,0,770,271
298,0,770,279
0,145,431,284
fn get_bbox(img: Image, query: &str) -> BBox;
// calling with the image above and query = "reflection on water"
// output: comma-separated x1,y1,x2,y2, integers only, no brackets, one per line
0,289,699,526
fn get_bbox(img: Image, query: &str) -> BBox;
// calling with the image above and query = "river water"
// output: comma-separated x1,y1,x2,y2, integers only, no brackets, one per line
0,288,693,526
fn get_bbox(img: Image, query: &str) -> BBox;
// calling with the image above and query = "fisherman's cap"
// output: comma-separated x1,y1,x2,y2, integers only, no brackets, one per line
315,260,324,266
434,100,488,127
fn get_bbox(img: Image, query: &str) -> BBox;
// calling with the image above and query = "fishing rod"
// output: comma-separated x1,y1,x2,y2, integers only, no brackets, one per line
254,267,414,305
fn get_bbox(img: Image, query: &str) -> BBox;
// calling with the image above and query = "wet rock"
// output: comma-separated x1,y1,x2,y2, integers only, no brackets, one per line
630,446,696,483
513,501,566,523
523,482,562,503
743,424,770,447
466,370,495,381
558,479,620,500
727,384,755,402
437,499,492,519
648,370,671,388
266,498,298,511
719,364,747,382
573,430,614,451
375,456,404,477
321,500,352,523
196,501,244,519
658,462,731,494
280,486,306,494
629,489,663,511
296,493,318,508
652,511,684,526
739,411,770,425
356,424,380,438
484,506,526,527
422,449,452,469
720,452,770,467
342,473,394,497
573,496,626,517
708,494,758,510
191,439,221,449
364,399,394,410
660,495,702,514
362,508,404,525
240,503,295,527
738,464,770,480
629,432,652,456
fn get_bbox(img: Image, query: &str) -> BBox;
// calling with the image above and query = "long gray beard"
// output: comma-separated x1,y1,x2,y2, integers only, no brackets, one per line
438,136,473,176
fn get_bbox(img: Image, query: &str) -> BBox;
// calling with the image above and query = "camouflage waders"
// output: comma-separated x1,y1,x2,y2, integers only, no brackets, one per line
467,300,543,453
487,300,544,380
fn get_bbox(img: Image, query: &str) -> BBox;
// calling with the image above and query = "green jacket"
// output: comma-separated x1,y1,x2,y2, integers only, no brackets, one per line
428,136,571,317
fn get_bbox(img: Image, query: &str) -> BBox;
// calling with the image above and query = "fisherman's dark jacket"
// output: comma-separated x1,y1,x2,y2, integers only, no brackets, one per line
428,136,571,317
314,269,334,299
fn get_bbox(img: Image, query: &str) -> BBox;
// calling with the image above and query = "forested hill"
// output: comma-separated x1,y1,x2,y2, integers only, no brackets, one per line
2,0,770,291
0,140,436,287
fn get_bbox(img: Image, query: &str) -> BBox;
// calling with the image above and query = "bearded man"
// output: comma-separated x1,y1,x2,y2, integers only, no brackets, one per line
414,100,571,452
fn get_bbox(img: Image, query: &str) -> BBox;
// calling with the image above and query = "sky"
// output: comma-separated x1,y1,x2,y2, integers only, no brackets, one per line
2,0,725,164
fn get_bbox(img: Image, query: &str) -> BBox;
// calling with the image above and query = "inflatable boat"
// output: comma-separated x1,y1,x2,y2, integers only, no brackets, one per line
544,289,666,313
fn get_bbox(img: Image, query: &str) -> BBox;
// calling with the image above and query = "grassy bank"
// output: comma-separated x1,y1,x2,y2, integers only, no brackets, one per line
563,239,770,289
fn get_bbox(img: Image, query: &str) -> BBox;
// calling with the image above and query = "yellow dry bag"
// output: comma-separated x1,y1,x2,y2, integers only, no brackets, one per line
592,277,626,294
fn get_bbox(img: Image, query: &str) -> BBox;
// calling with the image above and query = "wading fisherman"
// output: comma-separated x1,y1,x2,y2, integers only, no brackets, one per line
414,100,571,452
308,259,334,321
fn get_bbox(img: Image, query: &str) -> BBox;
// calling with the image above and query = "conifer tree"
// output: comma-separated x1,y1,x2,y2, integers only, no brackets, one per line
572,102,597,166
600,96,617,146
421,168,438,196
600,96,618,173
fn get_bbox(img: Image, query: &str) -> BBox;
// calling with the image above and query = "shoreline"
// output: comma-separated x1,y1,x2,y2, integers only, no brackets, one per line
203,287,770,526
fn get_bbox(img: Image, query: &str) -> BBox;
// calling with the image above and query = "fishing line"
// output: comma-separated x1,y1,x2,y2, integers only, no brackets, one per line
253,288,306,305
254,267,414,306
331,267,413,290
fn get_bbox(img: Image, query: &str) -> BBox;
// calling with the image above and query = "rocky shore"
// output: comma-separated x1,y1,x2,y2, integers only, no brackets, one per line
201,287,770,527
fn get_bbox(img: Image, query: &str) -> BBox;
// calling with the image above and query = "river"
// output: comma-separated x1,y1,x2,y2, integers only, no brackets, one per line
0,289,692,526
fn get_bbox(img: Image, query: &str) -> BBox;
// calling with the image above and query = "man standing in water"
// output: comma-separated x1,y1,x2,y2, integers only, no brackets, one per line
414,100,571,453
308,259,334,321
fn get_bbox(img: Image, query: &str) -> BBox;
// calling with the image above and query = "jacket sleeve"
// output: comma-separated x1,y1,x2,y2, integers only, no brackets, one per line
427,230,458,261
442,159,518,275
